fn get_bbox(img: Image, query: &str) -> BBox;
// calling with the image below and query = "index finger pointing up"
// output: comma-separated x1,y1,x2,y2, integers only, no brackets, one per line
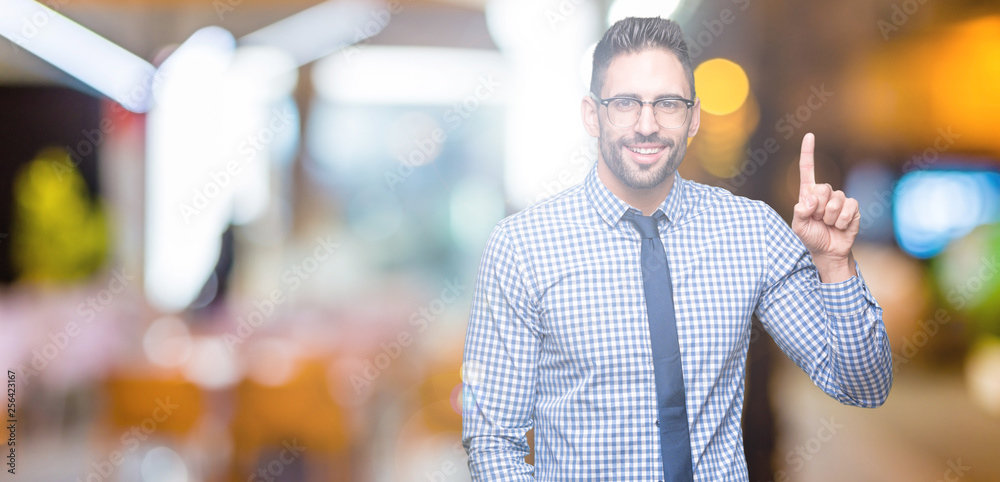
799,132,816,200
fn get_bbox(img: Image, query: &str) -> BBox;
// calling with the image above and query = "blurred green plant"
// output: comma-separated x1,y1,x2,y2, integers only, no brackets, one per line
12,147,108,282
935,222,1000,337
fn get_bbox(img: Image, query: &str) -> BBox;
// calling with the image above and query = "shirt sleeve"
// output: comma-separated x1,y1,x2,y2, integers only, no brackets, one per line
755,206,893,407
462,223,541,480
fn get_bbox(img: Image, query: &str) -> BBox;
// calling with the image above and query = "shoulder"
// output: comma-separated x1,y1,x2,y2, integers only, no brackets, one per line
478,185,588,286
678,177,776,224
494,182,589,239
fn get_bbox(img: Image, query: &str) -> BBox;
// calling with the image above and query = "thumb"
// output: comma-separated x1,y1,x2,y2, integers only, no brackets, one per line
794,195,817,222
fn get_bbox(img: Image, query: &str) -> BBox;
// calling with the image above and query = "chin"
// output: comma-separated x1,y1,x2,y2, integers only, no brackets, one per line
618,151,682,190
598,128,687,191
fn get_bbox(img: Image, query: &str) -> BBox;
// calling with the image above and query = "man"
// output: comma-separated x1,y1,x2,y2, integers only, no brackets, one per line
462,17,892,481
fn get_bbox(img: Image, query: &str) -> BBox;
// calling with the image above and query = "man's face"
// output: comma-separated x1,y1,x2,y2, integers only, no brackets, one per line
590,49,700,190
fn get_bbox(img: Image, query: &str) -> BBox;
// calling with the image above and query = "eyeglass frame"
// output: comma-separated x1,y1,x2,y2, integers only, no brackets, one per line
589,92,696,129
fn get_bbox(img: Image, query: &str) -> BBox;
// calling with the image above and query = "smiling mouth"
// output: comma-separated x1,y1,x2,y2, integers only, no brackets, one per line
627,146,664,155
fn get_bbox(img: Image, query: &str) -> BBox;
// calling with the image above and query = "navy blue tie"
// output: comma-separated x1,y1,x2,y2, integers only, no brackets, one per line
624,210,693,482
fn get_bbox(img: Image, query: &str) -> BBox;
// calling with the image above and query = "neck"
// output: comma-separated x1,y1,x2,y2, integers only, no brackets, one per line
597,160,675,216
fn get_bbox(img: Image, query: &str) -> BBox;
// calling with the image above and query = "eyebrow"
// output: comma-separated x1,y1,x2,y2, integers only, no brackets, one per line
608,91,689,100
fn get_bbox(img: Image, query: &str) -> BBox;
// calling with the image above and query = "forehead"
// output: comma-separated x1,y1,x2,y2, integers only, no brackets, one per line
601,49,690,98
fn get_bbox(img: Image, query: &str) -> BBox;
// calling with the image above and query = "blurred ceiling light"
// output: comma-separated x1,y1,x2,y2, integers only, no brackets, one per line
0,0,157,112
153,26,236,104
313,46,506,105
607,0,683,26
693,58,749,116
224,46,298,104
145,28,303,313
241,0,387,67
486,0,597,211
486,0,597,53
144,27,240,313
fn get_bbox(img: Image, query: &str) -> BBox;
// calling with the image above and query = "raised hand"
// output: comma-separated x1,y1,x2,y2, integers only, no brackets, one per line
791,133,859,283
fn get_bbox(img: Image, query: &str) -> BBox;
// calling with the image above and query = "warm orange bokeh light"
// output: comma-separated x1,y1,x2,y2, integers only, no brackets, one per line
845,15,1000,157
694,58,750,116
929,16,1000,153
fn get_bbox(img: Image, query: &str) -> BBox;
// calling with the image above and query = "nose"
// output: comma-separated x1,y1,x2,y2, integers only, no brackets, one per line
633,103,659,136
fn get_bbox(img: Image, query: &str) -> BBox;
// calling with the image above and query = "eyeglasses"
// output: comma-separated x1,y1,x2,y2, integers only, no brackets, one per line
590,93,695,129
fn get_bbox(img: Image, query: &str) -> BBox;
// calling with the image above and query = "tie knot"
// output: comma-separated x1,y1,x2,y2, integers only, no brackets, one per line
624,211,660,239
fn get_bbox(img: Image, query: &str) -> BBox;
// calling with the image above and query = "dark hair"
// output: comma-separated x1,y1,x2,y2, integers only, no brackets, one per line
590,17,695,99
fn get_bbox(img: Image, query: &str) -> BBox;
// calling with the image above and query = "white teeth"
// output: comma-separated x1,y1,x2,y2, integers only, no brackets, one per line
629,147,661,155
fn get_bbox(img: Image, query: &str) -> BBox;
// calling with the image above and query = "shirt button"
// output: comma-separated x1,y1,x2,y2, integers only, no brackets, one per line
655,419,660,427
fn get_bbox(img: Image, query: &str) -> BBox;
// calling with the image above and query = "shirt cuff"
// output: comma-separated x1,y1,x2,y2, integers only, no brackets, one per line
817,263,878,318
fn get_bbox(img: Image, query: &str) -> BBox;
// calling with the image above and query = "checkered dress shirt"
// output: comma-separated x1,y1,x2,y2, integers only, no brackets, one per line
462,164,893,481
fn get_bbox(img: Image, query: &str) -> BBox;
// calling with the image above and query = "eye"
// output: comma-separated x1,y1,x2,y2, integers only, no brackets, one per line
655,99,683,113
610,98,639,111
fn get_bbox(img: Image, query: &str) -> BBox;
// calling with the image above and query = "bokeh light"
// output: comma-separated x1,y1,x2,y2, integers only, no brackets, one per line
934,222,1000,336
141,446,189,482
693,58,750,116
143,316,193,368
245,338,300,387
966,336,1000,416
691,94,760,178
929,16,1000,155
894,170,1000,259
450,383,464,415
182,337,241,389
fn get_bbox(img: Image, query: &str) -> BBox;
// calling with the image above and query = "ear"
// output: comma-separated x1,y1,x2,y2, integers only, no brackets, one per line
582,94,600,138
687,97,701,138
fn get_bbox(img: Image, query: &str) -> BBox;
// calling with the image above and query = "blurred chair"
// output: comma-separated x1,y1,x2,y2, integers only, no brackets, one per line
101,374,206,479
231,358,351,481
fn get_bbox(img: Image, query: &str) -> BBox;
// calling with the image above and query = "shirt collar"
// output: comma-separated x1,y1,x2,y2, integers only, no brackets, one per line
584,162,687,227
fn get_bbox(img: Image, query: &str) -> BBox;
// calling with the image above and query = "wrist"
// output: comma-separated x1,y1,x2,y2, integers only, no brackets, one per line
811,251,856,283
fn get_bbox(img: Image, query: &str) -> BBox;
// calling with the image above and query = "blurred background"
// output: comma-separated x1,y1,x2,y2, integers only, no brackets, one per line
1,0,1000,480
